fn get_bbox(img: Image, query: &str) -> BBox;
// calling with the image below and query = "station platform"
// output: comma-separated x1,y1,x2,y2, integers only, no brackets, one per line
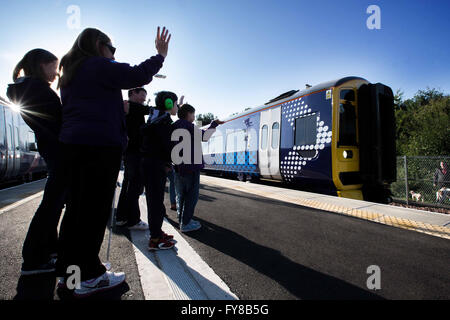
0,173,449,300
200,175,450,240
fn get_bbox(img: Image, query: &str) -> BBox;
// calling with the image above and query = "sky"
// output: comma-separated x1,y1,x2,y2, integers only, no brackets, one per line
0,0,449,119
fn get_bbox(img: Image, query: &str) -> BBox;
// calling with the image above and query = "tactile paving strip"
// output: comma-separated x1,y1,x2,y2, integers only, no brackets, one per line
202,177,450,240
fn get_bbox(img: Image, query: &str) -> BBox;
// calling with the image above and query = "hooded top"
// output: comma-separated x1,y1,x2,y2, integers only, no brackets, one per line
140,108,173,165
7,76,62,146
59,54,164,150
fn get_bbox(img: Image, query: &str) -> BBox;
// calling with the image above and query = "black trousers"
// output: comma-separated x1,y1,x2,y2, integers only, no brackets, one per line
116,153,144,226
142,157,167,239
56,143,122,281
22,142,66,267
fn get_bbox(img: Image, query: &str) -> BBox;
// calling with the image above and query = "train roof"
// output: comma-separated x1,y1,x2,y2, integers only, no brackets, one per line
220,76,367,123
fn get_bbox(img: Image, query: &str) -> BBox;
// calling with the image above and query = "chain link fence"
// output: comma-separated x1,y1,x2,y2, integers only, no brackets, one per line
391,156,450,208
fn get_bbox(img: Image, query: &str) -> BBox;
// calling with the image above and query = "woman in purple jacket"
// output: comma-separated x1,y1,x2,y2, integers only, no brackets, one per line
56,26,170,297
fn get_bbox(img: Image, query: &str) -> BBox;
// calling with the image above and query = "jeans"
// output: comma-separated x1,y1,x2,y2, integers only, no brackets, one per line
22,141,66,267
116,153,144,226
167,169,176,205
56,144,122,281
142,157,168,239
174,171,200,226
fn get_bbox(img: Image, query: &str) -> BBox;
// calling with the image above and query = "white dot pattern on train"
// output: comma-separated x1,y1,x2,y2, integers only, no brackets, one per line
280,97,332,182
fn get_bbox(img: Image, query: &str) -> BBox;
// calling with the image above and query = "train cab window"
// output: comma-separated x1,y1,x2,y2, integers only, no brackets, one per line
261,125,268,150
340,89,355,101
271,122,279,149
338,101,357,146
295,114,316,146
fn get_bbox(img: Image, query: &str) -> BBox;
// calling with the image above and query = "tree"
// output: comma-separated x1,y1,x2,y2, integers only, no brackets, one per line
196,113,216,126
394,88,450,156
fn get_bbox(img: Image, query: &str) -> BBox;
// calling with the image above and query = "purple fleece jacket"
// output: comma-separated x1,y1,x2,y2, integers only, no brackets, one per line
59,54,164,150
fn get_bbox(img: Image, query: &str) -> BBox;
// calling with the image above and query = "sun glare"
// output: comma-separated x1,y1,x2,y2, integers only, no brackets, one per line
9,103,21,113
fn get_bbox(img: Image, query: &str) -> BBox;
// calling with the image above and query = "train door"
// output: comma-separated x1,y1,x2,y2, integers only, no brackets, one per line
258,107,281,179
4,107,15,178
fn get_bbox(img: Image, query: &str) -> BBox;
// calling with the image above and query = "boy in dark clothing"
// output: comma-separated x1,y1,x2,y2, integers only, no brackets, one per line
140,91,179,250
116,88,150,230
172,104,223,232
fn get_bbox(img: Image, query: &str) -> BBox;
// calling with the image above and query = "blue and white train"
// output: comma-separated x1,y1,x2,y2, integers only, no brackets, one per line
0,97,47,184
201,76,397,203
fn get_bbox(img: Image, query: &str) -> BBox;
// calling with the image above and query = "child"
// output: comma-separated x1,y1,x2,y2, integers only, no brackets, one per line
172,104,223,232
140,91,180,250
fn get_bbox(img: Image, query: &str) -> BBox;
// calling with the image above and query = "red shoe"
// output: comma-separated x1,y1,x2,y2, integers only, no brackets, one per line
148,237,174,251
161,231,174,242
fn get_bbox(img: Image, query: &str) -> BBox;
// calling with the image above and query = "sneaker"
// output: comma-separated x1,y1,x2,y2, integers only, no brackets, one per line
180,220,202,233
161,231,176,243
21,262,56,276
73,271,126,298
116,220,128,226
128,220,148,230
148,238,175,251
57,277,67,290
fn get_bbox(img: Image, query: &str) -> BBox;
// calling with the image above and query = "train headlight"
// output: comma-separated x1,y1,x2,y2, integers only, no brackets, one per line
343,150,353,159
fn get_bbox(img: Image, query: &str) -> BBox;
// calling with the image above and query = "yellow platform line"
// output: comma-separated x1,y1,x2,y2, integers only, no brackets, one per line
202,178,450,240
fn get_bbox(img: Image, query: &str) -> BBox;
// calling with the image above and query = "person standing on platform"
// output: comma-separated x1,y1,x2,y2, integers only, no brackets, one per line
7,49,66,275
172,104,224,232
56,26,171,297
116,87,151,230
140,91,180,250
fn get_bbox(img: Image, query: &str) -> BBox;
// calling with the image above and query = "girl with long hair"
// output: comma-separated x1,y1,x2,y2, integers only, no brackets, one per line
56,26,171,297
7,49,66,275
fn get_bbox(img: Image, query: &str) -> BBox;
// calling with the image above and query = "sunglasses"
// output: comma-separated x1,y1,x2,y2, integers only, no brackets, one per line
104,43,116,55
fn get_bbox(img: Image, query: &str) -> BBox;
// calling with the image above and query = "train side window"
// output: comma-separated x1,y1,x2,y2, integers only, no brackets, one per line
271,122,279,149
7,125,13,151
15,127,19,149
295,114,316,146
236,130,246,152
261,125,268,150
226,131,236,153
0,107,4,147
338,102,357,146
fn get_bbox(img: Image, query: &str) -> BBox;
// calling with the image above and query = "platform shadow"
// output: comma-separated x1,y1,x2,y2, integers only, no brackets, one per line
14,273,56,300
166,215,384,300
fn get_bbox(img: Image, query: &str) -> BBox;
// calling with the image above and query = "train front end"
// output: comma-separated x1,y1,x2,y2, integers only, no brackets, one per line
332,78,396,203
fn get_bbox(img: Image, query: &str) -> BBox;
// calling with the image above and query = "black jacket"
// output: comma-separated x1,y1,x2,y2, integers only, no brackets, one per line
434,167,450,189
125,101,150,154
7,76,62,147
140,108,173,166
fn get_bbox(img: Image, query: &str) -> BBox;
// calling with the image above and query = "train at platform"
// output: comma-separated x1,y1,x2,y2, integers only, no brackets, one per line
201,76,397,203
0,97,47,184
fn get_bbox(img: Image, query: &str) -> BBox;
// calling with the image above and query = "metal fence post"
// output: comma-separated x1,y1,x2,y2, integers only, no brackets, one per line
404,155,409,205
